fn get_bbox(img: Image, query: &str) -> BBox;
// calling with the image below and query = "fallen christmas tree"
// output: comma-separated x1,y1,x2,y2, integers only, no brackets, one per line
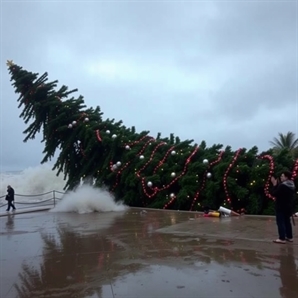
7,60,298,215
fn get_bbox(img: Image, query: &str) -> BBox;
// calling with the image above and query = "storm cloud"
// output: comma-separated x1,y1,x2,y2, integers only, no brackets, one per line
0,1,297,171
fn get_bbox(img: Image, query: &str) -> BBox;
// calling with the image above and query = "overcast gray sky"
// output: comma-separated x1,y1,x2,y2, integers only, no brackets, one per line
0,1,297,171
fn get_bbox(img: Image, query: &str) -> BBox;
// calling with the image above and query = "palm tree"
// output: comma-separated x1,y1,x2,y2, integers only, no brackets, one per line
269,132,298,157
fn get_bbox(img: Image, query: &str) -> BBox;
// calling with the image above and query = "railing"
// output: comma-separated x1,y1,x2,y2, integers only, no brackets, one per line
0,190,65,211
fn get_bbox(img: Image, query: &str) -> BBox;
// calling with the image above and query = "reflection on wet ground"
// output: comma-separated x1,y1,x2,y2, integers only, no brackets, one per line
1,209,297,298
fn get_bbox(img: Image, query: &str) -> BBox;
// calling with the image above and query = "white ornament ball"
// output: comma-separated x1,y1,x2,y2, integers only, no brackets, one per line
68,124,73,129
112,134,117,139
125,145,130,150
207,172,212,178
116,161,121,167
84,117,89,122
203,159,209,164
147,181,153,187
112,164,117,170
171,172,176,177
170,193,175,198
139,155,144,159
72,121,77,125
106,130,110,134
171,150,176,155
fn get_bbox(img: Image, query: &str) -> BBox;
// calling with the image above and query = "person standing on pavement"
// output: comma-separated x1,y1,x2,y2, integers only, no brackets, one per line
5,185,16,211
271,171,295,244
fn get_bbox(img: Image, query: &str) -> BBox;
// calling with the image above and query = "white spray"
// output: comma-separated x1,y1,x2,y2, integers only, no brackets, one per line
51,184,128,214
0,164,128,214
0,164,65,202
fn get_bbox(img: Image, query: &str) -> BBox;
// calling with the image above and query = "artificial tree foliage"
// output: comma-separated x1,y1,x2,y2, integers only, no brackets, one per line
7,60,298,215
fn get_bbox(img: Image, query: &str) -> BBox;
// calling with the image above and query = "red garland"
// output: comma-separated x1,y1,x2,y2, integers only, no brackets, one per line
95,130,102,142
139,146,198,208
164,194,176,209
223,148,242,204
153,146,175,174
190,150,224,211
136,142,166,178
142,146,198,200
111,138,155,190
292,159,298,181
258,155,275,200
125,135,151,147
139,143,172,208
77,112,87,122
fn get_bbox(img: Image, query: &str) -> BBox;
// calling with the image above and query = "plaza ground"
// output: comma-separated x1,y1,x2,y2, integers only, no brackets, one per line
1,208,297,298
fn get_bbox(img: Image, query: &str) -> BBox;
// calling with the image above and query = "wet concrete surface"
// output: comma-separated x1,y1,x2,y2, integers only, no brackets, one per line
0,208,297,298
0,206,52,217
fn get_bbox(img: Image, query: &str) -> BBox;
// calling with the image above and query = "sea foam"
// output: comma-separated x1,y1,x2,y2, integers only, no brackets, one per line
50,184,128,214
0,164,127,214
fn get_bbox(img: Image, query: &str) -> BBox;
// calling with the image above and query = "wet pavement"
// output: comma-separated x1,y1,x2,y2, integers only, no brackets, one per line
0,208,297,298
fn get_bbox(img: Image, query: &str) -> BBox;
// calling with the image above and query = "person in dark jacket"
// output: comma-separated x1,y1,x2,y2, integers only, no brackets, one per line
271,171,295,244
5,185,16,211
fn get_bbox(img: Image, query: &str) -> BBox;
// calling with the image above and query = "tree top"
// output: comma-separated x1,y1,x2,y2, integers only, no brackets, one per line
6,60,14,67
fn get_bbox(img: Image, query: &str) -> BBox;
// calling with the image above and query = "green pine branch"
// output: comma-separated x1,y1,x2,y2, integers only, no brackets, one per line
7,60,298,215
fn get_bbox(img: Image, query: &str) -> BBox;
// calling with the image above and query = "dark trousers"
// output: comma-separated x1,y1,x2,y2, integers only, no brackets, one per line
6,200,16,211
276,211,293,240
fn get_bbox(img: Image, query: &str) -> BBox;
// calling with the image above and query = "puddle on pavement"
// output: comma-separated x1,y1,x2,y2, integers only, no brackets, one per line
1,209,298,298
